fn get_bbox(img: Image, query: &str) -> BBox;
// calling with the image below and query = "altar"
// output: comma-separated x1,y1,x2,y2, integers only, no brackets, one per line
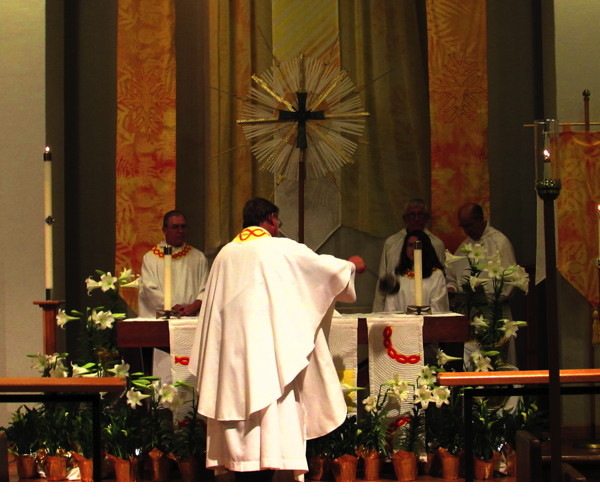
117,312,468,416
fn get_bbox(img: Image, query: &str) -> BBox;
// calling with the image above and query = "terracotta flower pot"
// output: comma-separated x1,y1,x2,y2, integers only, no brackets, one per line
175,455,203,481
358,449,381,481
307,454,330,481
44,455,68,481
473,453,499,481
147,447,171,481
106,453,139,482
503,444,516,477
15,454,38,480
437,447,461,480
72,452,93,482
392,450,417,481
331,454,358,482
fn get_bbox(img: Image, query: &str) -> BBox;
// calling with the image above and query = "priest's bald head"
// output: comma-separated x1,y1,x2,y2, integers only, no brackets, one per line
458,202,487,241
242,198,281,237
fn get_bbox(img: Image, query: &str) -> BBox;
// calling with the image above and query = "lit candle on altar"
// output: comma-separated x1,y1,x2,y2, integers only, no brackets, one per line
43,147,53,294
543,148,551,179
163,245,173,311
414,240,423,306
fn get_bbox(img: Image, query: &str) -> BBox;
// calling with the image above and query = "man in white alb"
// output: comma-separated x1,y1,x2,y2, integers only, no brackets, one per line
188,198,366,481
138,210,209,318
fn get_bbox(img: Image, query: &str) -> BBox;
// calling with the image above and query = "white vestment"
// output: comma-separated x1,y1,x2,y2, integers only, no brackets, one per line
383,268,449,313
445,223,518,369
188,227,356,475
373,228,446,312
137,241,209,317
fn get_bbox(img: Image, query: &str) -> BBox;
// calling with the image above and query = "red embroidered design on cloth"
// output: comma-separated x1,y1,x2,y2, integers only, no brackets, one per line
174,356,189,365
236,227,270,241
383,326,420,364
151,243,192,259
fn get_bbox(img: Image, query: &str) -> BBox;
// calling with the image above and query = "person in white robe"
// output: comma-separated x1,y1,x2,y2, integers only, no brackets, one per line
445,202,518,370
188,198,366,481
373,198,446,312
137,210,209,318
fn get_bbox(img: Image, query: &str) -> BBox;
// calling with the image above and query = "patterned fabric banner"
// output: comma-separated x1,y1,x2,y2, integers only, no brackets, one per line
426,0,490,252
115,0,176,311
557,127,600,308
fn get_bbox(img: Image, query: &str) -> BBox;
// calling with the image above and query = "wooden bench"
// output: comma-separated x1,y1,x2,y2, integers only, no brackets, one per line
437,369,600,482
0,377,126,482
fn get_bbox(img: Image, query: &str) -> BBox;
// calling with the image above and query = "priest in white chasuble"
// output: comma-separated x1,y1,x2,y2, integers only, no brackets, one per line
189,197,366,481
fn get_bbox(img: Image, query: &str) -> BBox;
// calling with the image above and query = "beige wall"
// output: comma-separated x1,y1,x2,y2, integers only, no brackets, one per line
0,1,46,424
554,0,600,426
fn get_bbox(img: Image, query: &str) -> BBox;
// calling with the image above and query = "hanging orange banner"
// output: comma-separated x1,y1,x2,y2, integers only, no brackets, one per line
115,0,176,311
557,128,600,308
426,0,490,252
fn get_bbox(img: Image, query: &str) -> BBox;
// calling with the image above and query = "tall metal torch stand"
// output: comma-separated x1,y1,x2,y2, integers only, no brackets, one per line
534,118,562,481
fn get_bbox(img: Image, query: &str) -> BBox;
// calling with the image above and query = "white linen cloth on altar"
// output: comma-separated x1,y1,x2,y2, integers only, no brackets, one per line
366,313,424,417
168,318,199,422
328,311,358,413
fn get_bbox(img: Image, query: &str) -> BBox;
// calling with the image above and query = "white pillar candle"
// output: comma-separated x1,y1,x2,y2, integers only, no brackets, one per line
414,240,423,306
43,147,53,292
163,245,173,310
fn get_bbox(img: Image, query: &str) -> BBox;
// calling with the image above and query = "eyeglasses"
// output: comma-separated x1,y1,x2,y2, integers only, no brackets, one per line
166,224,187,230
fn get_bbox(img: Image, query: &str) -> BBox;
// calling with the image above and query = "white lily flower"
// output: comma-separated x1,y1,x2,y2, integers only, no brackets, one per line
118,268,134,281
471,315,489,333
468,244,486,264
459,244,473,255
469,275,491,292
504,265,530,293
414,385,433,409
432,386,451,408
436,348,462,368
362,395,378,414
108,361,130,378
99,272,118,292
56,309,79,328
417,366,436,387
388,374,410,401
126,389,150,409
120,276,141,289
444,250,466,265
472,351,493,372
71,362,96,378
91,310,116,330
484,258,505,279
31,353,48,374
49,361,69,378
499,319,527,343
85,277,102,295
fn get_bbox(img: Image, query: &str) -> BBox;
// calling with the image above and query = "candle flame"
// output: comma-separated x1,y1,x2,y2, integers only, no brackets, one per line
543,148,551,161
597,203,600,212
45,146,50,153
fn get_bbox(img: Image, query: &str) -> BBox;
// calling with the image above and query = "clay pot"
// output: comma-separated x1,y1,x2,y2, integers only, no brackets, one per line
175,455,203,481
331,454,358,482
147,448,171,481
392,450,417,481
358,449,381,481
307,454,330,481
15,454,38,480
503,444,516,477
106,454,139,482
72,452,93,482
44,455,68,481
437,447,461,480
473,453,499,481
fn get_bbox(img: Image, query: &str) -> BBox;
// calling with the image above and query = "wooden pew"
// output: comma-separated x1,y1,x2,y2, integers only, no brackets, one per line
0,377,126,482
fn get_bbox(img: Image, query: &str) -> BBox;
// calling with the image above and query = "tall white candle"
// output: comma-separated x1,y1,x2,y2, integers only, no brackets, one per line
163,245,173,310
43,147,53,292
414,240,423,306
